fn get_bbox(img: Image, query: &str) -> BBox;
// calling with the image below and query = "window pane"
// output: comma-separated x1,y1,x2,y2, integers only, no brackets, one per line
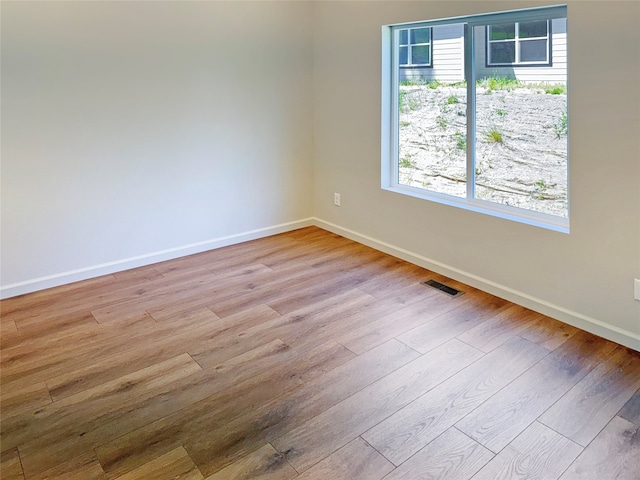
519,20,548,38
397,23,467,198
490,42,516,64
520,39,548,62
411,45,431,65
399,46,408,65
490,24,515,40
410,27,431,44
474,23,567,217
399,29,408,45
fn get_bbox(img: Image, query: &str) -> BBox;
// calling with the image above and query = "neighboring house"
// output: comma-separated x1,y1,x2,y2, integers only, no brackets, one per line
399,18,567,84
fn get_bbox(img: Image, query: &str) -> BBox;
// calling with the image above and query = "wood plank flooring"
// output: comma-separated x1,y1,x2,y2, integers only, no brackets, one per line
1,226,639,479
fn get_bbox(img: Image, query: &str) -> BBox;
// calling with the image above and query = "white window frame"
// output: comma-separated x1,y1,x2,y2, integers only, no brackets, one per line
487,20,551,66
398,27,432,67
381,5,569,233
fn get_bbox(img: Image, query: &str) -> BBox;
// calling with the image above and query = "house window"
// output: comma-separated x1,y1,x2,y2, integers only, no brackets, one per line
382,6,568,232
398,27,432,67
487,21,551,66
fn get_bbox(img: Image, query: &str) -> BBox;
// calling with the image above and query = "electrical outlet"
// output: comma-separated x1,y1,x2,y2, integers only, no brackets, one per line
334,193,341,206
635,278,640,301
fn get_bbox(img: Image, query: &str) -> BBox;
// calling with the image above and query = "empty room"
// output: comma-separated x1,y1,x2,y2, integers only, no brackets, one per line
1,1,639,479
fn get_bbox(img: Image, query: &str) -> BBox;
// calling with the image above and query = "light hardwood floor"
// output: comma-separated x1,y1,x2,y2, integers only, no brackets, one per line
1,226,639,479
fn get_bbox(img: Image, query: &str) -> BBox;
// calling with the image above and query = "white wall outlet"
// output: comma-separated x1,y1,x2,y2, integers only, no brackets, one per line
635,278,640,301
334,193,341,206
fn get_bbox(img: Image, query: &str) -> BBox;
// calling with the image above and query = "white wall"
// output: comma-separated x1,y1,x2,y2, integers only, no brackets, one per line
1,1,314,294
312,1,640,349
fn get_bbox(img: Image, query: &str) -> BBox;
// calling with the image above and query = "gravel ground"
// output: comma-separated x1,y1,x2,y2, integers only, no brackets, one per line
398,85,568,217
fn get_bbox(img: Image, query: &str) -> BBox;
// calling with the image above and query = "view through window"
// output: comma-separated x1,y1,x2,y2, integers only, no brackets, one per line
385,6,568,230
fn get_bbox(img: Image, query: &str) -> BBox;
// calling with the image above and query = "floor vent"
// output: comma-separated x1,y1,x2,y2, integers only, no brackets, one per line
421,279,464,297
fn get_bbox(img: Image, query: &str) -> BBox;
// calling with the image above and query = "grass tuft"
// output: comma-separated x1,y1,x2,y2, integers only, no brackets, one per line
542,84,566,95
399,155,416,169
553,110,568,138
478,74,520,92
486,128,504,144
399,90,420,112
454,132,466,150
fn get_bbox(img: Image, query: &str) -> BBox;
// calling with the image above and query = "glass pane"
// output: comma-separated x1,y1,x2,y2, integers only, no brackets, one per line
399,29,408,45
399,46,408,65
411,45,431,65
410,27,431,44
397,22,467,198
490,24,515,40
520,39,548,62
519,20,548,38
474,23,567,217
490,42,516,64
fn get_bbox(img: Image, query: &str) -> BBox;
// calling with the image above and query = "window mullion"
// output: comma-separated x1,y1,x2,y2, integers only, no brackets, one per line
515,22,520,64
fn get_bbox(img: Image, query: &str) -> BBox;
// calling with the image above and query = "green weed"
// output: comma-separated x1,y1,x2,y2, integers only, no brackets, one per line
486,128,504,144
543,84,566,95
478,74,520,92
399,90,419,112
399,156,416,168
553,110,568,138
533,179,556,199
400,78,427,86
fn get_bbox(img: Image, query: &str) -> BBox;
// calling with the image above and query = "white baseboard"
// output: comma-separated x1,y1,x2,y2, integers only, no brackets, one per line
314,218,640,352
0,218,315,300
3,215,638,352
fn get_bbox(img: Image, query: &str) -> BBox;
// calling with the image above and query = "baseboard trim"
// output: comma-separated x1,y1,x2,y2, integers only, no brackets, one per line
4,216,638,352
0,218,315,300
314,218,640,352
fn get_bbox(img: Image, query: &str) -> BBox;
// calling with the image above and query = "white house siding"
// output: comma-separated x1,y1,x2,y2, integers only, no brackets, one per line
400,18,566,85
475,18,567,84
400,24,464,83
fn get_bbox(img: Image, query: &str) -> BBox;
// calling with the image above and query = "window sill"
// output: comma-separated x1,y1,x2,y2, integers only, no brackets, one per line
383,184,570,234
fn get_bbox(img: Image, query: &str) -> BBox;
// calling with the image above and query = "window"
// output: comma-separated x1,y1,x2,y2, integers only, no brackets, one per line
487,21,551,66
382,6,568,232
398,27,432,67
